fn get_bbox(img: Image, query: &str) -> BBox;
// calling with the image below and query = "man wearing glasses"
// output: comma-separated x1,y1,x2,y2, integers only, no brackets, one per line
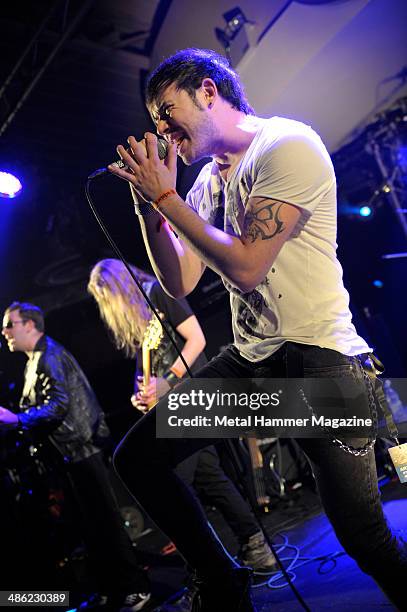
0,302,152,612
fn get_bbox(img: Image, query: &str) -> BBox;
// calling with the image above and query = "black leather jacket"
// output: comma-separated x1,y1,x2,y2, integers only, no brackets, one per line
18,335,110,463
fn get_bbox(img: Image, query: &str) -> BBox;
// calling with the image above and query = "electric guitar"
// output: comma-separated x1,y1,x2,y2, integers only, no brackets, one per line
140,316,163,411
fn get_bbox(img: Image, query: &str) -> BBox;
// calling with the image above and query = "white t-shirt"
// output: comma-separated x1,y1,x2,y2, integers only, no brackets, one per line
186,117,370,361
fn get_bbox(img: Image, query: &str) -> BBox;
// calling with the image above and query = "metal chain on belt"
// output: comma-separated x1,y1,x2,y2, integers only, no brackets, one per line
299,356,378,457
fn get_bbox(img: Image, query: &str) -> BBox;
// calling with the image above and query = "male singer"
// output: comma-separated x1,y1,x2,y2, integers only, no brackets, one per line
108,48,405,611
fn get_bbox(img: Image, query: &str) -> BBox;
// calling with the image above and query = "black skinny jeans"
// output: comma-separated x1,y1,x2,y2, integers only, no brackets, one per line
176,446,260,544
113,342,406,607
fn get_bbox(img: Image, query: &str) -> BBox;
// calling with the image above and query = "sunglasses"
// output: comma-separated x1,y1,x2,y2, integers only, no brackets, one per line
2,320,25,329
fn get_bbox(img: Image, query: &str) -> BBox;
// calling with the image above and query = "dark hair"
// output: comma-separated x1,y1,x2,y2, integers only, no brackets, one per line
6,301,45,332
146,48,254,115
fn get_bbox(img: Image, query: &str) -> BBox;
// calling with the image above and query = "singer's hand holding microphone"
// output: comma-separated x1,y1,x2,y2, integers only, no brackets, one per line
108,133,177,215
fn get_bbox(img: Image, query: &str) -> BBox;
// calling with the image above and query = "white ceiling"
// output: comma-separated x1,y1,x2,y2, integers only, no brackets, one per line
152,0,407,151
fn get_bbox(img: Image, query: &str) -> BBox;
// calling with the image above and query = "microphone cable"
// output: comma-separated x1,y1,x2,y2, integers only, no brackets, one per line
85,172,312,612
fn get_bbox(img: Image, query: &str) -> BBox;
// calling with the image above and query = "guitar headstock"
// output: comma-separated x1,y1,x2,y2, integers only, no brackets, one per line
142,316,163,351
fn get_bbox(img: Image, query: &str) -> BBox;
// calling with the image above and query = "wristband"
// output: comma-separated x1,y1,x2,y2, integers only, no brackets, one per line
169,365,183,379
153,188,177,210
163,368,182,388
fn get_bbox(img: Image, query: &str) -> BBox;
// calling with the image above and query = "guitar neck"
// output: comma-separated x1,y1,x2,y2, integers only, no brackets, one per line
140,316,163,412
247,436,263,469
141,346,157,411
142,347,151,387
247,436,270,511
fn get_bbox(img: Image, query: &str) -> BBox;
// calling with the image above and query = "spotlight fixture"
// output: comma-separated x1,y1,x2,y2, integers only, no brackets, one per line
215,7,252,67
222,7,248,39
0,171,23,198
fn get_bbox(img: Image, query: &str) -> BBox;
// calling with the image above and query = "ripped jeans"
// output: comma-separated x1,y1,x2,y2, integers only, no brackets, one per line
114,342,406,607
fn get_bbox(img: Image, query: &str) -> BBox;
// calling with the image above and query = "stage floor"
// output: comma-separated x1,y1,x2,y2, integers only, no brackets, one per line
8,475,404,611
135,478,405,611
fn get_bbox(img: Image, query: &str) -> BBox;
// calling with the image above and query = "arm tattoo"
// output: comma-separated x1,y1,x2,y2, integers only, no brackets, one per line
244,199,285,243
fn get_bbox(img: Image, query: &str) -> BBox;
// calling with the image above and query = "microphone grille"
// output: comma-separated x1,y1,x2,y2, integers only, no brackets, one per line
157,138,168,160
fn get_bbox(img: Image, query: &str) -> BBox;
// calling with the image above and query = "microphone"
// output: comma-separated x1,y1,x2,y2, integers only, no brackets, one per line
88,138,168,179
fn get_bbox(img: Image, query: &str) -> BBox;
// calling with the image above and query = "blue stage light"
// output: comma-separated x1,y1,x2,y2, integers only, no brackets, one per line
373,279,383,288
359,205,372,217
0,171,23,198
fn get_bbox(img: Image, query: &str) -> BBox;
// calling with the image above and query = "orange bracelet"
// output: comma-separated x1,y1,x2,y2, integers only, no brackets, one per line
170,366,183,379
153,188,177,209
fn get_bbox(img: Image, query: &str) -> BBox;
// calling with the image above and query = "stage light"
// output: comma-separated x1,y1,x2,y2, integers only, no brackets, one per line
373,280,384,288
338,202,373,219
223,7,247,39
359,205,372,217
215,7,252,67
0,171,23,198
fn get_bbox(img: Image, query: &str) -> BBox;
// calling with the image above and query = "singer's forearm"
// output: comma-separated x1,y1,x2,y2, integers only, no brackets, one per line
153,194,258,292
155,193,301,293
139,212,205,298
111,137,296,292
